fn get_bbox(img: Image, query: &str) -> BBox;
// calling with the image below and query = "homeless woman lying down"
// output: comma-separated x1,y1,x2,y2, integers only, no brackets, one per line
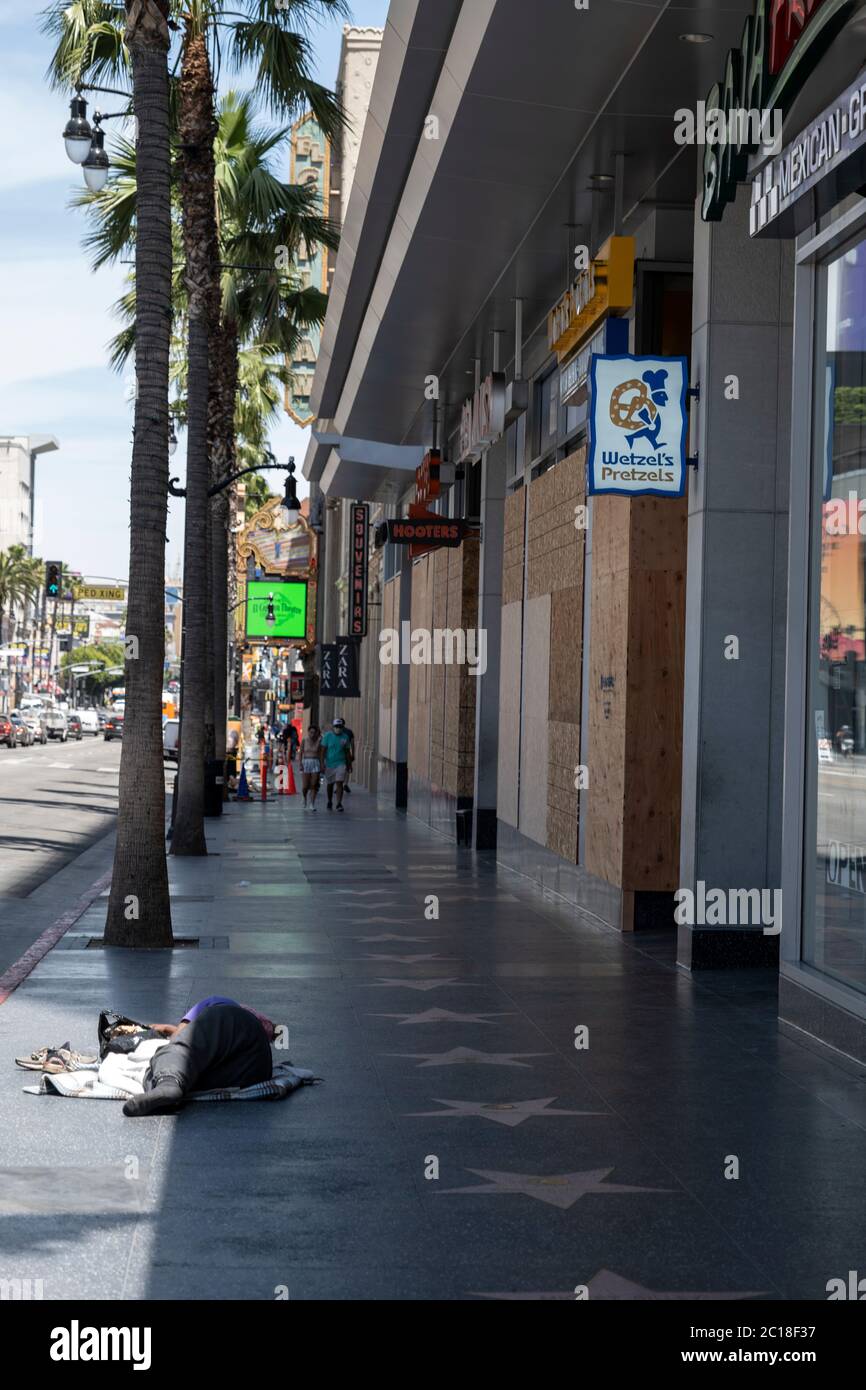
123,997,277,1117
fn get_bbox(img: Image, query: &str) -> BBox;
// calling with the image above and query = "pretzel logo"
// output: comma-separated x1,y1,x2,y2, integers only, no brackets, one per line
609,379,657,432
606,368,670,450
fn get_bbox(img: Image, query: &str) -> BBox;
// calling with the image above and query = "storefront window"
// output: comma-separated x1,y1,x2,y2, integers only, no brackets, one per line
805,233,866,991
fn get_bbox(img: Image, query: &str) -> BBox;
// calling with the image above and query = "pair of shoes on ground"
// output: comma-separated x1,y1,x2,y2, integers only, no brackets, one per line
15,1043,97,1073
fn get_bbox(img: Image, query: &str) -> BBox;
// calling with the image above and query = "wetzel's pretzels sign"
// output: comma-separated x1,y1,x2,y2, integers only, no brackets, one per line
587,354,690,499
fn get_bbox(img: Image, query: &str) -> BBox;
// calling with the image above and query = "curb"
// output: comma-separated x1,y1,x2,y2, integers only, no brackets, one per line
0,869,112,1005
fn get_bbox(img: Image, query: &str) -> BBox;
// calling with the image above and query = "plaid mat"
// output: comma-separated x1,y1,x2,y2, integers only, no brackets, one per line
23,1061,319,1102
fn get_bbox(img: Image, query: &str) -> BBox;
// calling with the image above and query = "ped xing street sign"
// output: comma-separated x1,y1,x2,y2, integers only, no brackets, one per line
587,354,689,498
75,584,126,602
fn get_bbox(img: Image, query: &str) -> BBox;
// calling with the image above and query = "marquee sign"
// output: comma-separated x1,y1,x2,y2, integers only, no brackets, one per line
587,354,689,498
701,0,859,222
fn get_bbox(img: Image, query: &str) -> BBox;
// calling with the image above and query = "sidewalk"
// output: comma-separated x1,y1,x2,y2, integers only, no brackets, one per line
2,784,866,1300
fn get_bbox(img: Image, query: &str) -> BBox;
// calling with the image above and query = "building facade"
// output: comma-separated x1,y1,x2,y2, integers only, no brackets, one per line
304,0,866,1066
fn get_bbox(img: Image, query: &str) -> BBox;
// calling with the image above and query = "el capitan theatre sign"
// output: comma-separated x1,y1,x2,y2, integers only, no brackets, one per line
701,0,860,222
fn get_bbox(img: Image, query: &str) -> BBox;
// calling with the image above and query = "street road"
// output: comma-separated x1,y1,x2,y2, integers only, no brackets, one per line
0,736,123,898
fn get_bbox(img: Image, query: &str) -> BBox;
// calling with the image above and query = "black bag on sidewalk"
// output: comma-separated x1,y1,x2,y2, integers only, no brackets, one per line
98,1011,162,1059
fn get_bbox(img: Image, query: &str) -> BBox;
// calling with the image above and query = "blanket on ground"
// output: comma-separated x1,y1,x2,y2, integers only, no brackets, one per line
22,1039,317,1102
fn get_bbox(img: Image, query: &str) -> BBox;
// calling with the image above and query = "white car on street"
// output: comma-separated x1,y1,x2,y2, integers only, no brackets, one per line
75,709,100,736
43,710,69,742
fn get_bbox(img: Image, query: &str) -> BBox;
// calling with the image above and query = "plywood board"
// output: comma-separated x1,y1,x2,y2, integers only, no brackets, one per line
623,564,686,890
584,568,629,885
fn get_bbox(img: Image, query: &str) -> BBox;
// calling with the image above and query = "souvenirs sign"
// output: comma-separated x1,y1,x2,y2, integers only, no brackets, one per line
587,354,689,498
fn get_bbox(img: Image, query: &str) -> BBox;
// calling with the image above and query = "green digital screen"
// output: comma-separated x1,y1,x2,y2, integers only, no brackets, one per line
245,580,308,640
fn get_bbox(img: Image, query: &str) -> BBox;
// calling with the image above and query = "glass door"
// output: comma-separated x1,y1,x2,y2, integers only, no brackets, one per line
803,232,866,992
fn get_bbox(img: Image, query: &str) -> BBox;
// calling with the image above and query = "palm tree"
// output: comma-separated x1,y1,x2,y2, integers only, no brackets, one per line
75,86,335,803
46,0,345,857
43,0,176,944
0,546,40,642
109,0,174,941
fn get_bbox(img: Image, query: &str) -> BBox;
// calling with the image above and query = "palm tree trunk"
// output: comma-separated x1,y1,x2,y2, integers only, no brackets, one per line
210,319,238,771
172,27,217,855
104,0,173,946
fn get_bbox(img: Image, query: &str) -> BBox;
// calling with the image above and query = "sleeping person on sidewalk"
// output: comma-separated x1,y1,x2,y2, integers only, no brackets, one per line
123,998,277,1117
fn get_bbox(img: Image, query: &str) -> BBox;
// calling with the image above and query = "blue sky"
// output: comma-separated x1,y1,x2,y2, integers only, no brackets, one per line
0,0,390,581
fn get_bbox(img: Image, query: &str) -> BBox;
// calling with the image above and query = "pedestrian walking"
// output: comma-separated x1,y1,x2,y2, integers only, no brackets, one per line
299,724,324,810
341,723,356,794
322,717,352,812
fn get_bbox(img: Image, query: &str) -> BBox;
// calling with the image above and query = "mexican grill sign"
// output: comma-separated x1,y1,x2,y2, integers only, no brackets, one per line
750,70,866,235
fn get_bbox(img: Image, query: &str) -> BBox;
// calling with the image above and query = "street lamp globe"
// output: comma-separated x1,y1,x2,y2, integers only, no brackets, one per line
279,460,301,524
83,127,110,192
63,95,92,165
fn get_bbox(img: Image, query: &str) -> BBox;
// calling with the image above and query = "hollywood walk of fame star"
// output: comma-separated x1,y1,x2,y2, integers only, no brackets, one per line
364,953,456,964
437,1168,673,1209
471,1270,766,1300
365,978,475,992
405,1096,602,1125
387,1047,551,1068
372,1009,513,1026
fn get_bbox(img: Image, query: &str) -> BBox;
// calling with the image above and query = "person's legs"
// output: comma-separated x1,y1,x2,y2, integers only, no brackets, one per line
310,772,320,810
334,774,345,810
326,768,334,808
301,771,311,806
123,1005,272,1116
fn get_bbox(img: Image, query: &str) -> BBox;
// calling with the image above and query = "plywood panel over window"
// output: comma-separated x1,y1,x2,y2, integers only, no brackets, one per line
527,448,586,600
547,585,583,862
498,601,522,827
584,567,629,886
379,576,400,763
519,592,551,846
408,554,433,785
502,490,526,606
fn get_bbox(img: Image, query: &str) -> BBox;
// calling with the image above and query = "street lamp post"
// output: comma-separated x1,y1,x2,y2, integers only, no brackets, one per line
61,85,133,193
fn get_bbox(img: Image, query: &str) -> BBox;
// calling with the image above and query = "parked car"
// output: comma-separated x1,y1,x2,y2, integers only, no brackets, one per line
66,713,83,741
0,713,16,748
163,718,180,761
44,710,69,742
22,710,48,744
76,709,100,736
103,713,124,742
9,712,33,746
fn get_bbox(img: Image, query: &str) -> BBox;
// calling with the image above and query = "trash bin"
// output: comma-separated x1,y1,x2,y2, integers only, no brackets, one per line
204,759,225,818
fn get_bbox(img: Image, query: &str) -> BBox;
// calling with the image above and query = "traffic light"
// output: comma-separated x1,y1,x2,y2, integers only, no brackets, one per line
45,561,62,600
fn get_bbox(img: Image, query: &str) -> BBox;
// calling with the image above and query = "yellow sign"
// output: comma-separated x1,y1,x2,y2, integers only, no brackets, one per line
74,585,125,602
547,236,634,362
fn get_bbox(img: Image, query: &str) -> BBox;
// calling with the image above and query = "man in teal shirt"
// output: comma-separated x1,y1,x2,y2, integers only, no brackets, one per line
322,718,352,811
